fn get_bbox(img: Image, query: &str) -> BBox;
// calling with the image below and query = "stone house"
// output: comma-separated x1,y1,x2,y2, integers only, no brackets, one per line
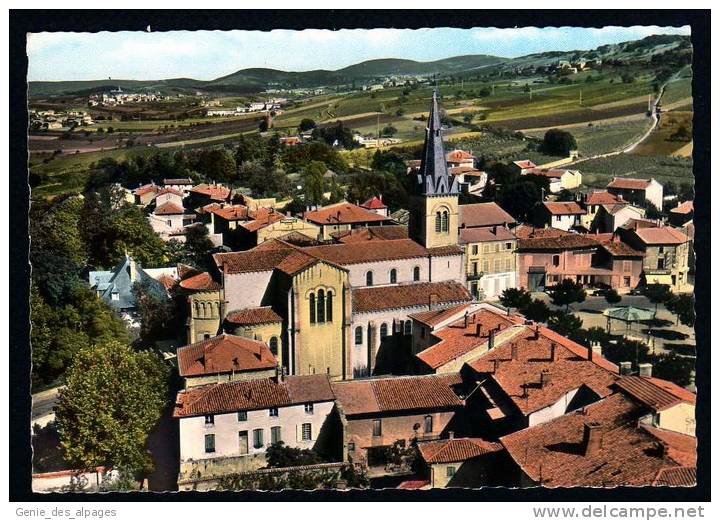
607,177,664,210
522,168,582,193
459,224,517,300
416,436,507,488
304,202,392,241
535,201,586,231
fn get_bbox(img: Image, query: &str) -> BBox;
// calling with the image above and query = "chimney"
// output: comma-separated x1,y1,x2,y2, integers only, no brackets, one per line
448,431,454,439
492,225,497,234
583,422,603,456
550,342,557,361
591,341,603,359
488,329,496,350
464,312,469,328
493,358,500,373
587,343,594,361
638,363,653,378
619,361,632,376
533,324,540,340
475,323,483,338
511,343,518,360
540,370,551,388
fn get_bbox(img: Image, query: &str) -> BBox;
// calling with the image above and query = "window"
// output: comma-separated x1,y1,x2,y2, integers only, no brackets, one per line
301,423,312,441
269,336,278,355
623,260,632,273
372,419,382,437
390,268,397,284
424,415,433,433
348,442,356,452
204,333,211,340
441,211,449,232
555,215,562,222
471,281,478,299
659,246,665,254
446,466,456,478
552,255,560,267
472,261,478,275
237,411,247,422
413,266,421,281
505,258,513,270
404,320,412,335
482,260,489,273
506,242,512,250
316,289,326,323
304,403,314,414
253,428,264,448
366,271,374,286
494,259,502,272
269,407,279,418
435,212,442,233
309,292,316,323
420,327,426,339
380,323,388,338
204,434,215,453
624,276,631,287
472,245,478,255
657,258,665,270
271,426,282,445
483,244,490,254
326,291,333,322
166,219,172,227
205,415,214,425
354,326,363,345
111,292,119,301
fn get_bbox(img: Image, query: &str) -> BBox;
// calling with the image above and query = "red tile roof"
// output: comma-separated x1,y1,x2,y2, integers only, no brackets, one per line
653,467,697,487
524,168,569,179
585,191,622,205
615,376,696,412
513,160,536,169
177,334,276,377
154,201,185,215
155,187,184,198
459,225,516,244
517,234,599,252
134,183,159,196
418,438,503,464
240,209,285,233
174,374,334,418
190,184,231,202
408,304,470,328
543,201,586,216
607,177,652,190
641,425,697,467
305,202,390,225
446,149,476,163
459,203,516,228
588,236,644,257
305,239,433,265
633,226,689,245
333,225,408,243
513,225,572,240
225,306,283,326
163,178,194,185
352,281,472,314
332,374,463,416
469,323,618,415
178,272,222,292
212,205,250,221
500,393,695,487
361,196,387,210
670,200,694,214
397,480,431,490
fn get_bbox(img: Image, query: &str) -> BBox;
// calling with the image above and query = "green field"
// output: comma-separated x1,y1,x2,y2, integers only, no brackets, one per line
579,154,693,188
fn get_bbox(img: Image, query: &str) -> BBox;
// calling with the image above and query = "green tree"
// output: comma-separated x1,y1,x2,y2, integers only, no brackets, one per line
55,341,169,475
650,353,695,387
523,298,551,323
265,441,324,468
542,128,577,156
666,293,695,327
381,125,397,137
298,118,317,132
498,181,542,223
235,134,269,167
132,279,180,345
302,161,327,206
604,288,622,305
643,283,672,315
548,279,587,312
548,312,584,337
499,287,532,311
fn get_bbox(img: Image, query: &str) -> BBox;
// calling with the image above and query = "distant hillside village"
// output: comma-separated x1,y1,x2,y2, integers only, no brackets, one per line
32,89,695,493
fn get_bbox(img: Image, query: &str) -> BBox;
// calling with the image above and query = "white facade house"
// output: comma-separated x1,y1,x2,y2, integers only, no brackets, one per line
175,375,336,477
539,202,587,231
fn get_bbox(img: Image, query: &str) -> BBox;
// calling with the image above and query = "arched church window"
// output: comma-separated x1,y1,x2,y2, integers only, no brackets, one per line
390,268,397,284
317,289,326,323
309,293,316,324
326,291,333,322
366,271,374,286
435,212,442,233
354,326,363,345
442,211,449,232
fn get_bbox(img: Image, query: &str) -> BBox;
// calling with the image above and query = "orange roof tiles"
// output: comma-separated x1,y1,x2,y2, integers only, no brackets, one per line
174,374,334,418
408,304,470,328
513,160,536,169
190,184,231,202
177,334,276,377
163,178,194,185
469,324,618,415
641,425,697,468
585,191,622,205
305,238,432,265
212,205,250,221
543,201,586,216
459,225,516,244
225,306,283,326
305,203,390,225
154,201,185,215
653,467,697,487
615,376,695,412
352,281,472,314
459,202,516,228
240,209,285,233
670,200,694,214
633,226,689,245
332,374,463,416
418,438,503,464
500,393,695,487
446,149,476,163
155,187,184,197
524,168,568,179
178,272,221,291
134,183,159,196
361,196,387,210
607,177,652,190
332,225,408,243
517,234,599,251
513,225,572,240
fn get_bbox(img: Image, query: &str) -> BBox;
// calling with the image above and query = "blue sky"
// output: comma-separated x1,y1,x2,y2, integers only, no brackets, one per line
27,25,690,82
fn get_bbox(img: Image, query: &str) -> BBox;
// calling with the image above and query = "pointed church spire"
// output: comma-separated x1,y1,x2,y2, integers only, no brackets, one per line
415,89,460,196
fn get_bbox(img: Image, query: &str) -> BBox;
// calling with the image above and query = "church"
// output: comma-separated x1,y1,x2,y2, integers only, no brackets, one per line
179,91,471,381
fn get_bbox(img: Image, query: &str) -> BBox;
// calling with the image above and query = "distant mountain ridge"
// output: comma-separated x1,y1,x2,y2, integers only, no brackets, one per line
28,34,690,97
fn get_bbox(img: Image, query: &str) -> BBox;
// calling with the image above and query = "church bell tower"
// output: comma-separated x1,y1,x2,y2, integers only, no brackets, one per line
408,90,460,248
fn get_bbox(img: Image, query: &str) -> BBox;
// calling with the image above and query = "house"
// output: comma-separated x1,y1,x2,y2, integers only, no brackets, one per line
177,334,278,389
304,202,392,241
466,320,619,434
416,435,507,488
255,215,321,246
174,374,336,480
360,196,389,217
607,177,664,210
148,199,196,241
187,184,232,206
445,149,476,169
459,224,517,300
535,201,586,231
459,202,516,229
500,392,696,487
522,168,582,193
669,200,694,226
154,187,184,208
133,183,160,207
593,203,646,233
516,234,643,292
510,159,537,176
513,224,572,240
579,190,622,229
88,255,175,323
163,178,194,195
331,374,464,472
450,167,488,195
618,224,691,291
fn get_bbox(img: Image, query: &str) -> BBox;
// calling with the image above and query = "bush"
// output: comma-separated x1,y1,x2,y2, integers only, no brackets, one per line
541,129,577,156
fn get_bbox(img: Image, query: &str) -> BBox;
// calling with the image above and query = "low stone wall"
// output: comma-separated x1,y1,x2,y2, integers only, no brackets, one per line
32,467,119,493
